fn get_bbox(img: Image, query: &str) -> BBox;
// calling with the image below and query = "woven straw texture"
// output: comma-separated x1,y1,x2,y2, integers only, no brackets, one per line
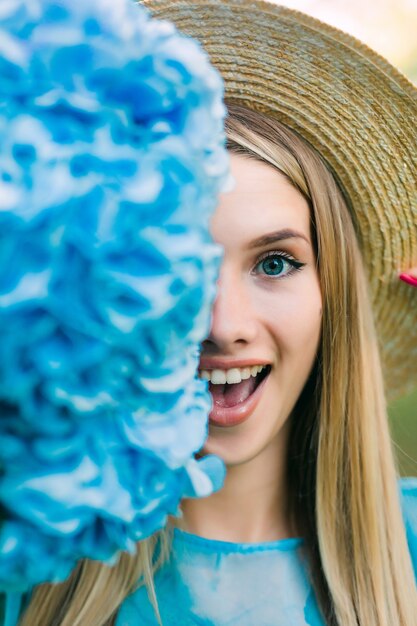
145,0,417,401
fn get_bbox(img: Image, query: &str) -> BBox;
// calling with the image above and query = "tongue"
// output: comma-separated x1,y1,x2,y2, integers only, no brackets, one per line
209,377,257,408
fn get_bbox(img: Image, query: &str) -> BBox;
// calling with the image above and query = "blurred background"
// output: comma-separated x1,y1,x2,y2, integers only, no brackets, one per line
273,0,417,81
272,0,417,476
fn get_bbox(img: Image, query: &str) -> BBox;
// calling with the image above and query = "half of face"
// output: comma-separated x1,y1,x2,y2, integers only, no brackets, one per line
199,154,322,467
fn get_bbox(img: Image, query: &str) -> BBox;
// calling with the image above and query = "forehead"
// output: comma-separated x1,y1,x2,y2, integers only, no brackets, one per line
210,154,311,249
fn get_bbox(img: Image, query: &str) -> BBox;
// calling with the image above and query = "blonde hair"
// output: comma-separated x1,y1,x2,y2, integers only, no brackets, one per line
19,532,168,626
20,104,417,626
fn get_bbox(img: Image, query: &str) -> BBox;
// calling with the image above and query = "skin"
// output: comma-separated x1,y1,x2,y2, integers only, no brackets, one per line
181,154,322,543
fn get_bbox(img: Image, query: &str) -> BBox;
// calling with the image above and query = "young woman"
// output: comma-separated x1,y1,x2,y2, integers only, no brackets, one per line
18,1,417,625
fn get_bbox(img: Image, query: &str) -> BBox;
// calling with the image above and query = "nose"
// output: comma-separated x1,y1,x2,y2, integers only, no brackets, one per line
203,266,259,352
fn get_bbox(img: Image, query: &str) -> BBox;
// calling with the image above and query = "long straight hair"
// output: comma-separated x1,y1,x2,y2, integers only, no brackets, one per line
20,104,417,626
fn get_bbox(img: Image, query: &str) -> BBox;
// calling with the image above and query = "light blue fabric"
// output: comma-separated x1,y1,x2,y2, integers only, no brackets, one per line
3,593,21,626
116,477,417,626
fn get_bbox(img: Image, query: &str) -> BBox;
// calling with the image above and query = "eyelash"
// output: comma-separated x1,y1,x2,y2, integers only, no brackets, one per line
252,251,306,279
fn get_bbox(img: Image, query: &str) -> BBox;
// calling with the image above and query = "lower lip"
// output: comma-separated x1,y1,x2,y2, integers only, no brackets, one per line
208,372,270,428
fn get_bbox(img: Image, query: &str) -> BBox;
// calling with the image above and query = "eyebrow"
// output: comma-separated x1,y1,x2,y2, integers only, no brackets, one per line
248,229,311,249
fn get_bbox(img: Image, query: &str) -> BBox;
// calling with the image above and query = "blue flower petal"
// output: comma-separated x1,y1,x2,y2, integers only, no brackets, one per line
0,0,228,592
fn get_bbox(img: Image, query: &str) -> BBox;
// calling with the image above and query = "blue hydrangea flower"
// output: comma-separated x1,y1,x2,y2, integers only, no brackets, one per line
0,0,228,592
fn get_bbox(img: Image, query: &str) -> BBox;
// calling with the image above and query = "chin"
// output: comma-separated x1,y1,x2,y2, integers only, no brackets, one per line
203,415,290,468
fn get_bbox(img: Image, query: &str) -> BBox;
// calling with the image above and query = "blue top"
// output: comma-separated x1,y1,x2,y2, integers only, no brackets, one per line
116,477,417,626
3,478,416,626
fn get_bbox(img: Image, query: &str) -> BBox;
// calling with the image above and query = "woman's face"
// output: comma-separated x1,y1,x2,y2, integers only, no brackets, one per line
199,153,322,466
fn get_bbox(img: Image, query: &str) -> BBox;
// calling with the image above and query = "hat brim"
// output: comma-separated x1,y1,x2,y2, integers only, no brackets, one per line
145,0,417,400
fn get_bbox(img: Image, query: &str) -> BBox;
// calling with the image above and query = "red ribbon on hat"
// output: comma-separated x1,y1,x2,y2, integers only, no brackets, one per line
399,268,417,288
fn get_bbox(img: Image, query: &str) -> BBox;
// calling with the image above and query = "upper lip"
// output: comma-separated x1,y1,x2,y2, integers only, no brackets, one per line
198,358,271,370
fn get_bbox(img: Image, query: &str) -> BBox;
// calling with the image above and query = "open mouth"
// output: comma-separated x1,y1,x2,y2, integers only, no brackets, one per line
208,365,272,408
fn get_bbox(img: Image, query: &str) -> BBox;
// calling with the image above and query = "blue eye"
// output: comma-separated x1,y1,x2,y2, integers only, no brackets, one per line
253,253,304,278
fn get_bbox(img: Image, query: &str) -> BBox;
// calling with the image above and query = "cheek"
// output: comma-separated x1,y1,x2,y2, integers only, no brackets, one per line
255,278,322,359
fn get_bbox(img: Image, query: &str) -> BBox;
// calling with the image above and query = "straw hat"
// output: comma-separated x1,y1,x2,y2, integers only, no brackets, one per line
144,0,417,401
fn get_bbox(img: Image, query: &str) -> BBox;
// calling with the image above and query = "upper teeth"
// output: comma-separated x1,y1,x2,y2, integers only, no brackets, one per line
199,365,267,385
